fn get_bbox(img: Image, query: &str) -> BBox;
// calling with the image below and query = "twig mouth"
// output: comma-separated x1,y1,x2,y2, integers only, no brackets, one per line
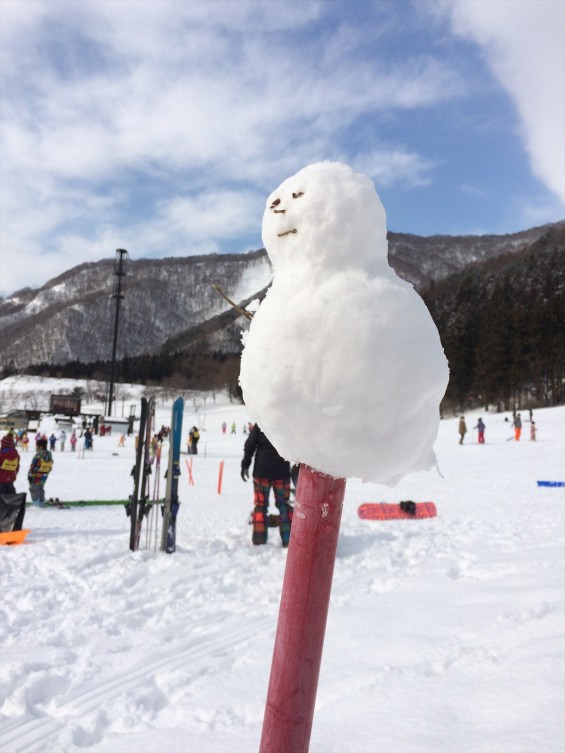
277,229,297,237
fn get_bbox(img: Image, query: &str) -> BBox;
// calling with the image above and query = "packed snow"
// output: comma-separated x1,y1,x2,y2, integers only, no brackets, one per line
1,380,564,753
240,162,449,484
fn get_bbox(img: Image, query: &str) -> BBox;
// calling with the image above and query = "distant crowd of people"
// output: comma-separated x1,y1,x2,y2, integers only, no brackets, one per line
0,421,109,508
457,410,537,445
1,407,542,543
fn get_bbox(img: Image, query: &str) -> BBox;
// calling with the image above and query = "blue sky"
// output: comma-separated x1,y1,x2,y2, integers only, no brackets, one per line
1,0,564,295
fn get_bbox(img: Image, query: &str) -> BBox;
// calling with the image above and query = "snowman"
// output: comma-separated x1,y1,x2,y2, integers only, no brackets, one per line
239,162,449,485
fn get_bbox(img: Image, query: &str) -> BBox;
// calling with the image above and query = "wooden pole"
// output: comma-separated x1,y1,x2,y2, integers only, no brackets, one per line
259,464,346,753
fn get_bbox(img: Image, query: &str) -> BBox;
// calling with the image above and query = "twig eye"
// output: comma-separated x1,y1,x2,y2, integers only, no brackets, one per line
270,198,281,209
292,191,304,199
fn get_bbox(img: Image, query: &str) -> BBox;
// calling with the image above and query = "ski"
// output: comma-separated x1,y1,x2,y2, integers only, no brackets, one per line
135,397,156,549
32,499,130,506
127,397,149,551
161,397,184,554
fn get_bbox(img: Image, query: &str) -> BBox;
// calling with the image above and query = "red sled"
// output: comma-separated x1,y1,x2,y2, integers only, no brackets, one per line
358,502,437,520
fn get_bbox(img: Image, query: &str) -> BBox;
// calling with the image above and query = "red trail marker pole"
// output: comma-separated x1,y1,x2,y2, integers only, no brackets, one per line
185,458,195,486
217,460,224,495
259,464,346,753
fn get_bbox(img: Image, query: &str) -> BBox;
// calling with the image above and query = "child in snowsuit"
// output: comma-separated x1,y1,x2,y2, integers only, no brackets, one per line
474,418,486,444
28,438,54,506
84,429,93,450
0,433,20,496
189,427,200,455
512,414,522,441
241,425,293,547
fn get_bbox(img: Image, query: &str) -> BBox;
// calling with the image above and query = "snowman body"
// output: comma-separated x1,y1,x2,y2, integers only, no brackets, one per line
239,162,449,485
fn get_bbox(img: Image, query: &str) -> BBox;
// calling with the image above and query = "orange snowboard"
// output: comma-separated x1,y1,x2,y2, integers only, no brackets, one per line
0,529,31,546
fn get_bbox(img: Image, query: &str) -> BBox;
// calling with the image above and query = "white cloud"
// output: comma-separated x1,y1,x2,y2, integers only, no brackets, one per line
0,0,505,294
443,0,565,205
355,148,435,188
156,190,263,242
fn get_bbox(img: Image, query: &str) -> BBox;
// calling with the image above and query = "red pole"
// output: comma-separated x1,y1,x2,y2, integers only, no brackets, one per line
186,458,195,486
217,460,224,494
259,464,346,753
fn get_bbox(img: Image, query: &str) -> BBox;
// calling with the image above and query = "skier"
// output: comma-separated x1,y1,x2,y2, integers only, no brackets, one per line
512,413,522,441
189,426,200,455
28,437,54,507
241,424,293,547
530,421,537,441
60,429,67,452
0,433,20,496
49,433,57,452
474,418,486,444
458,416,467,445
84,428,93,450
70,430,78,451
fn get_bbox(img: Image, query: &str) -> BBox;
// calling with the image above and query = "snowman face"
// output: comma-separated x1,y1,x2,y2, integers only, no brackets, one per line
262,162,389,275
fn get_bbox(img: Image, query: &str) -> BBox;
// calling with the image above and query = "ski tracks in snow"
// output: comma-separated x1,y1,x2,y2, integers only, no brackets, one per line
1,611,273,753
0,523,279,753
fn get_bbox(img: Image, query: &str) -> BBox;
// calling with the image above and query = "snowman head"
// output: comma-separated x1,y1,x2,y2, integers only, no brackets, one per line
262,161,389,276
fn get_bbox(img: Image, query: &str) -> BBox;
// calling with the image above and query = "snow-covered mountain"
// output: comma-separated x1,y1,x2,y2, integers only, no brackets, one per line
0,251,271,370
0,222,561,370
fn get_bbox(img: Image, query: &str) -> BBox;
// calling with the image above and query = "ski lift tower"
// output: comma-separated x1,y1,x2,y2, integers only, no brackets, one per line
107,248,128,417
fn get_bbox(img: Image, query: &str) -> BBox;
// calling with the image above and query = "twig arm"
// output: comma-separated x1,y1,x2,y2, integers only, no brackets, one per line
212,285,254,320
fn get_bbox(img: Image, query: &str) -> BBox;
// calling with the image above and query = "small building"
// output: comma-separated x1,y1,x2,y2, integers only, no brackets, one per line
0,410,42,432
101,417,130,436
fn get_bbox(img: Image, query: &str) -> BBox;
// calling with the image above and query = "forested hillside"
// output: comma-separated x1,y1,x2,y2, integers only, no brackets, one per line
422,224,565,413
5,224,564,412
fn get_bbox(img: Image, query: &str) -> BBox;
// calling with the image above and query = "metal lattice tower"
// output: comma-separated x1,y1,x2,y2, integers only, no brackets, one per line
107,248,128,416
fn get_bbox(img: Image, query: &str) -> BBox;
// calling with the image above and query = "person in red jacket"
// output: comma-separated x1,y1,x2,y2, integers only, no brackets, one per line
0,432,20,495
241,424,293,547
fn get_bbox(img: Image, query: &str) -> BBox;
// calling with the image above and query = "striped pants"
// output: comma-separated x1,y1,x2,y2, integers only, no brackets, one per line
252,477,293,546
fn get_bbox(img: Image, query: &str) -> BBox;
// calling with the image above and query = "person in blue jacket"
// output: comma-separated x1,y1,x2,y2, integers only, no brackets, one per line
474,418,486,443
28,437,54,506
